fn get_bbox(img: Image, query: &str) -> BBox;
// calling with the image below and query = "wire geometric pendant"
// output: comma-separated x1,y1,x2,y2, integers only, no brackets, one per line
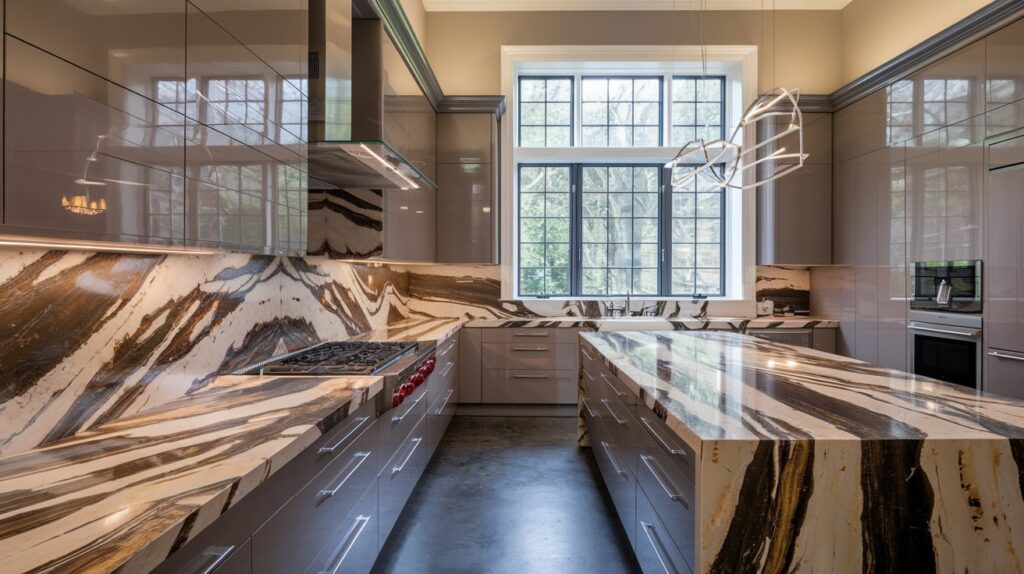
665,87,808,191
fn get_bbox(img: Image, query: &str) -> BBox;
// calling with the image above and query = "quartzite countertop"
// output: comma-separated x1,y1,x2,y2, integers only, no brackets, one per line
579,330,1024,573
0,316,464,574
465,316,838,330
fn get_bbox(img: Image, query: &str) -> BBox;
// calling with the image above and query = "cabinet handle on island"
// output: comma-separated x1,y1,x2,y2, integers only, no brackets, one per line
319,452,371,498
513,332,549,338
599,373,627,398
581,346,594,360
641,455,690,509
512,374,548,380
319,515,371,574
601,441,628,477
512,347,549,352
319,416,371,454
639,417,689,458
392,437,423,475
436,389,455,415
581,398,598,418
601,399,628,425
641,521,675,574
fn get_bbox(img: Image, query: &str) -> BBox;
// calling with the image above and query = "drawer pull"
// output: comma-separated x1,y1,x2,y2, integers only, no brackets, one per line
392,437,423,475
320,515,371,574
989,349,1024,362
440,362,457,378
319,452,372,498
319,416,371,455
601,399,627,425
512,347,549,352
641,455,690,509
581,397,598,418
181,545,235,574
435,389,455,415
581,346,594,361
641,521,676,574
583,369,594,381
600,373,627,398
640,417,689,458
601,441,627,477
512,374,548,380
513,332,549,338
392,394,425,422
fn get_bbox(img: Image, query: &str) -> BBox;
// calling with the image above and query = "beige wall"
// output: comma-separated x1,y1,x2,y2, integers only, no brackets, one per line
840,0,992,84
424,10,844,95
401,0,429,49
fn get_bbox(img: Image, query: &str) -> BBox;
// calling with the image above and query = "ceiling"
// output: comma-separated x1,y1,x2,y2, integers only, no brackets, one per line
422,0,855,11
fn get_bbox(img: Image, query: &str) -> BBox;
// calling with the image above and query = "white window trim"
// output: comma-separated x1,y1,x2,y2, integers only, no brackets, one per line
499,44,759,302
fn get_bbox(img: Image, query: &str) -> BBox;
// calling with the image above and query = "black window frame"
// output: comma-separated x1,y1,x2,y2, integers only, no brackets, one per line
670,75,727,147
578,76,665,147
516,163,726,298
517,76,575,148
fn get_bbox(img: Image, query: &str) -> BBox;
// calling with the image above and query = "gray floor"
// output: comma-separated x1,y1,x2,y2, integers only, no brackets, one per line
372,416,641,574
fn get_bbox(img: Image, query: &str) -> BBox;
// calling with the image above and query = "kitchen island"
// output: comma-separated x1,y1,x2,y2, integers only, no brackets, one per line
579,330,1024,573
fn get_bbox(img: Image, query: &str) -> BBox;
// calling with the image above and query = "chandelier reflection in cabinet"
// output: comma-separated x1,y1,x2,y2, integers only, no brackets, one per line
62,135,109,216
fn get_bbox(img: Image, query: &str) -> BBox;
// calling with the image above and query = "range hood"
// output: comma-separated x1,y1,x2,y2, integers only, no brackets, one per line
307,0,436,192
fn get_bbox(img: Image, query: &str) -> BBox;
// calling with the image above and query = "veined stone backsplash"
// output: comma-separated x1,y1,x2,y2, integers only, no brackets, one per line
0,251,789,458
754,265,811,313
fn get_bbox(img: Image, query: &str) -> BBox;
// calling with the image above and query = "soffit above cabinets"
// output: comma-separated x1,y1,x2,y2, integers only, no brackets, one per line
422,0,853,11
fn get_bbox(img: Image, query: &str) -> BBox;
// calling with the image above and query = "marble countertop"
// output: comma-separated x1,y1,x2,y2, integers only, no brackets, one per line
465,316,838,329
580,330,1024,450
0,317,464,574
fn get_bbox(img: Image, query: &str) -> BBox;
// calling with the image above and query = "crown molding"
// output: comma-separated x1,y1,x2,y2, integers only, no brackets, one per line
438,95,507,116
423,0,852,11
830,0,1024,110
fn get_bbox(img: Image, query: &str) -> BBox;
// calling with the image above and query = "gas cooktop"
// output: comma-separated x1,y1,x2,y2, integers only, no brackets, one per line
243,341,418,376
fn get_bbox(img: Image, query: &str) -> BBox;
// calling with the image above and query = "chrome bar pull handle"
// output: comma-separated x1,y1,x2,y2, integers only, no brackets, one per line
601,441,627,477
319,452,371,498
641,455,690,509
639,417,689,457
319,416,371,454
601,399,627,425
392,437,423,475
435,389,455,415
512,347,549,352
581,397,598,418
320,515,371,574
600,372,627,398
392,394,425,422
989,350,1024,362
641,522,674,574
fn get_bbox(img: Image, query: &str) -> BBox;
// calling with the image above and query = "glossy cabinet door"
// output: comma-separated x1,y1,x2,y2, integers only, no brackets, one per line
985,134,1024,355
380,26,436,183
6,0,186,103
757,163,831,265
986,18,1024,138
3,36,187,244
459,328,483,404
987,349,1024,399
834,90,887,162
876,145,908,371
832,158,856,265
436,113,499,264
383,189,436,261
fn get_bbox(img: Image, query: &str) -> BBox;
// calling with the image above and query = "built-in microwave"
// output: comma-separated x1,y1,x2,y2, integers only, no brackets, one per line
910,260,982,313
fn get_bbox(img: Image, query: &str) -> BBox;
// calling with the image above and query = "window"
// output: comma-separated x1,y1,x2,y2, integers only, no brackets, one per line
514,71,731,298
886,79,914,144
580,77,662,147
518,77,573,147
671,76,725,146
206,78,267,132
280,78,308,144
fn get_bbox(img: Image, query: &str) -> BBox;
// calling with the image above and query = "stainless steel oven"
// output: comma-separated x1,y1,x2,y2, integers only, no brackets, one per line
908,310,983,390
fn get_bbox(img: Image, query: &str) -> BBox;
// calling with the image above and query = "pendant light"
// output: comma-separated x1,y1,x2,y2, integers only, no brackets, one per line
665,0,807,191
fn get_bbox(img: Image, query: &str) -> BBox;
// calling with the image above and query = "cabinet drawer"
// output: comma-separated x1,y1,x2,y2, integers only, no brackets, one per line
303,480,379,574
425,383,457,459
292,420,379,574
379,417,428,548
636,486,694,574
481,327,578,344
591,435,637,549
636,452,696,572
635,412,696,483
601,399,643,473
582,362,636,406
482,342,578,370
481,369,577,404
379,386,427,473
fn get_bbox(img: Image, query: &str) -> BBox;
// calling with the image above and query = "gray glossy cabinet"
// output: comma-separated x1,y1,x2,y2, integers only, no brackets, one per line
214,538,252,574
987,349,1024,399
834,90,887,162
436,113,499,264
757,163,832,265
459,328,484,403
384,189,436,261
2,0,308,255
986,17,1024,138
744,328,837,354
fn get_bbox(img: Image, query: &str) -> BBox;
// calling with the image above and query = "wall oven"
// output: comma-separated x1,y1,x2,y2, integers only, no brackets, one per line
908,260,983,390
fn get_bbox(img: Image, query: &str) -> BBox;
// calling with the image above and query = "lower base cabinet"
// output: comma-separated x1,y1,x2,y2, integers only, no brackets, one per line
986,347,1024,399
636,488,691,574
305,481,380,574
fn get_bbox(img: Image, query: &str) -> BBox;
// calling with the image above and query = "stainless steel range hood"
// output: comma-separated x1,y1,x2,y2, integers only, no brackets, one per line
307,0,436,192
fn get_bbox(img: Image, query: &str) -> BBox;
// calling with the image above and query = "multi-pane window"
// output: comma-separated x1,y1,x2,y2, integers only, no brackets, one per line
886,79,915,144
518,165,572,296
671,76,725,146
669,170,724,296
519,77,573,147
206,78,267,132
988,78,1023,136
580,165,661,295
580,77,662,147
922,78,970,135
515,73,729,298
280,78,308,144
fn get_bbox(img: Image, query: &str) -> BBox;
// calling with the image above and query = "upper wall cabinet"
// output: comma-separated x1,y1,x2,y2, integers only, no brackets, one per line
757,112,832,265
380,25,436,183
986,17,1024,138
3,0,309,255
436,113,499,264
834,90,887,162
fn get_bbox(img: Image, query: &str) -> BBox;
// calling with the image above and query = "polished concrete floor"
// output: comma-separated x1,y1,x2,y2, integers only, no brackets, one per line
372,416,641,574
